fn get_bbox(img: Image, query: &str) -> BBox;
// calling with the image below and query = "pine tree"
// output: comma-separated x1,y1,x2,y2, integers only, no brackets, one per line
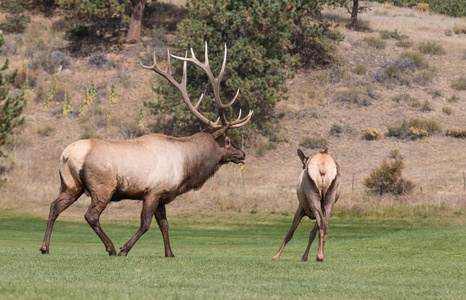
144,0,345,135
0,34,26,158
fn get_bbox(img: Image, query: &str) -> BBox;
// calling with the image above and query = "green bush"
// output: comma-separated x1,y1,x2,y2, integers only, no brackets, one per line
64,26,90,43
333,87,374,107
421,100,433,112
392,93,413,103
14,69,38,89
418,41,446,55
375,52,430,86
413,71,434,86
256,141,276,157
363,149,414,195
399,52,428,69
363,37,387,49
453,25,466,34
299,136,327,149
352,64,368,75
448,95,460,102
387,118,441,140
28,51,71,74
446,128,466,138
442,106,452,115
379,29,408,40
396,39,413,48
258,123,287,143
362,128,381,140
330,124,343,136
429,89,442,98
1,14,30,33
80,125,102,140
451,77,466,91
37,125,55,137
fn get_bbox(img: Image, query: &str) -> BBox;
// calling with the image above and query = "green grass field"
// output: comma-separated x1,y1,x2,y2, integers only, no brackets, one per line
0,210,464,299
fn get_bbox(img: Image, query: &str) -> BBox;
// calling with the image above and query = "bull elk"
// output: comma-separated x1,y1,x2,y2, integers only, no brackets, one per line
273,149,340,262
40,42,253,257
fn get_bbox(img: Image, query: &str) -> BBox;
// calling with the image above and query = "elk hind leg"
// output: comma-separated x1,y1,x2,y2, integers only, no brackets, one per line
309,203,325,262
301,222,318,262
154,204,174,258
315,215,325,262
272,205,305,261
40,186,83,254
85,193,116,256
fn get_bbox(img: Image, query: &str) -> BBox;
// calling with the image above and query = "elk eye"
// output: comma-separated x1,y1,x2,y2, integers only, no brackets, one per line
225,137,231,146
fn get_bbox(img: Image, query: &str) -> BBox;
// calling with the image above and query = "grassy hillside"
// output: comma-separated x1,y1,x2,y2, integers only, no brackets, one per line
0,1,465,219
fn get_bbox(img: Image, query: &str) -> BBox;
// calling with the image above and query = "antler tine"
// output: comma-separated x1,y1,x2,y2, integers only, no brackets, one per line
171,43,236,110
218,43,227,82
229,110,254,128
140,52,158,70
204,41,209,66
141,49,221,129
194,93,204,110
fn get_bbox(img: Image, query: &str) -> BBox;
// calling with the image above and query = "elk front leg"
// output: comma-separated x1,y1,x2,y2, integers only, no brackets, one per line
272,205,305,261
154,204,175,258
119,197,159,256
301,222,318,262
85,197,116,256
40,188,83,254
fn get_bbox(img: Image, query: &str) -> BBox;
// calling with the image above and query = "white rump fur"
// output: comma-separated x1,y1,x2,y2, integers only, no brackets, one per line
306,153,338,199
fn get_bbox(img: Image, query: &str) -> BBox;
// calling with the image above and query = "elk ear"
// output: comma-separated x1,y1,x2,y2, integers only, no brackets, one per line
297,149,308,167
212,125,230,140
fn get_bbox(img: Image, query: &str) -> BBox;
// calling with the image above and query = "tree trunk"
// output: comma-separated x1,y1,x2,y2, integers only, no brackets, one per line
125,0,146,44
349,0,359,31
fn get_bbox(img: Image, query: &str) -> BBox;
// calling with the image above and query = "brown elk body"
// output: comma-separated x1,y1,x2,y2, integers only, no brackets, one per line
40,43,252,257
273,149,341,262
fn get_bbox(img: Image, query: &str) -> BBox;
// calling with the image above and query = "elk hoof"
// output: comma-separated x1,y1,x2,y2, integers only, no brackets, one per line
272,256,279,261
40,247,49,254
107,249,117,256
118,246,127,256
316,256,325,262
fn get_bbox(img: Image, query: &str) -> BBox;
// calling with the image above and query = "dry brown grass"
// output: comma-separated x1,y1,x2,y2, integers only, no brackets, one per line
1,2,465,220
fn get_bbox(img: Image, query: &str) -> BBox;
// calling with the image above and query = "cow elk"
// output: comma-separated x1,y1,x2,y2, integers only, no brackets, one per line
273,149,340,262
40,42,253,257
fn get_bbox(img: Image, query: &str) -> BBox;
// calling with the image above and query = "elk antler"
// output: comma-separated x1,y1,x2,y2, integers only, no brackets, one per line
141,43,253,129
141,49,220,128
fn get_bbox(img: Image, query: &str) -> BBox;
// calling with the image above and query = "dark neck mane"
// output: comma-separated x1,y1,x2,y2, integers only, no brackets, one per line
176,133,221,195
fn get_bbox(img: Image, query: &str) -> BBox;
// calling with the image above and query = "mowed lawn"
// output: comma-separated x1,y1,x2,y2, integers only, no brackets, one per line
0,210,464,299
